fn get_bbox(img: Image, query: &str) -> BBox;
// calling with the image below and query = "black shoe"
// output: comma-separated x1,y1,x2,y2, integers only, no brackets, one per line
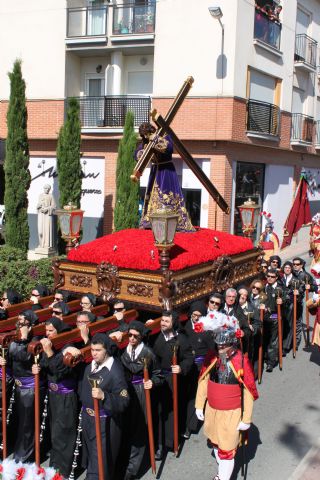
155,446,163,461
182,428,191,439
282,351,287,357
266,364,273,372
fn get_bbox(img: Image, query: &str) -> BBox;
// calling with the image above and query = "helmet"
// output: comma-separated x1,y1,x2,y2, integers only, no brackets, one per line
214,327,237,347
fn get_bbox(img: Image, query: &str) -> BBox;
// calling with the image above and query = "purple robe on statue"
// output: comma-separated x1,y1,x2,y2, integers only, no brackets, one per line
135,134,195,232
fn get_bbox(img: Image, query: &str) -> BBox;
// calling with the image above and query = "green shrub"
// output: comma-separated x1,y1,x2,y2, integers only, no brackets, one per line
0,245,27,262
0,257,60,299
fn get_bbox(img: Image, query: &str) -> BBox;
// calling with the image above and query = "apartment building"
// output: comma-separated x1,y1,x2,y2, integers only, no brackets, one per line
0,0,320,249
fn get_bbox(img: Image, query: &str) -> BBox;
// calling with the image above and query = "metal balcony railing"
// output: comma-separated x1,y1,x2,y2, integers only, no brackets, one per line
67,6,108,37
69,96,151,128
254,9,281,50
315,120,320,146
113,2,156,35
247,99,280,136
294,34,317,69
291,113,314,143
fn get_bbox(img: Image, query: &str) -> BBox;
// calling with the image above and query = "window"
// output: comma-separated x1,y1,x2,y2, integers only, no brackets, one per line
250,69,276,104
127,71,153,95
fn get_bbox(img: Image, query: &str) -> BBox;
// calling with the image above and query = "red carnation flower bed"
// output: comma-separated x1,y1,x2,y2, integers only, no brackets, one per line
68,228,253,271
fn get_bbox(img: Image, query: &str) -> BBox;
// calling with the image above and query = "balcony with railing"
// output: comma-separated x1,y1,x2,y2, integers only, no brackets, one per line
291,113,314,145
66,3,156,45
112,2,156,36
66,5,108,44
246,99,280,138
69,96,151,130
294,34,318,72
254,8,281,51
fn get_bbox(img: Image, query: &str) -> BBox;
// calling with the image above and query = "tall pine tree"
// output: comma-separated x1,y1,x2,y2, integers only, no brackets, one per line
4,59,31,252
56,97,82,208
114,111,139,231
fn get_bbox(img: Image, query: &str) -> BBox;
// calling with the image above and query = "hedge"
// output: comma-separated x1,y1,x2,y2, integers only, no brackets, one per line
0,246,62,298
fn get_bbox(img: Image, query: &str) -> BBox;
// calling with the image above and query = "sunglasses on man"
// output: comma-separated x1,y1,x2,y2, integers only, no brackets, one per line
128,332,140,339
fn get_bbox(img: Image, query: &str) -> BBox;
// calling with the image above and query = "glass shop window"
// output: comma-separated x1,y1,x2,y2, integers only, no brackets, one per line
182,189,201,227
234,162,265,244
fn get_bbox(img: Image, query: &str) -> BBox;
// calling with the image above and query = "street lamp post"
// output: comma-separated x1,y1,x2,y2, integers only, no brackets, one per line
149,209,179,271
238,198,260,239
56,203,84,253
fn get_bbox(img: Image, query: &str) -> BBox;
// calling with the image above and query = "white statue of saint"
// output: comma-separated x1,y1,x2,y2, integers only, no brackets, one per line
37,184,56,249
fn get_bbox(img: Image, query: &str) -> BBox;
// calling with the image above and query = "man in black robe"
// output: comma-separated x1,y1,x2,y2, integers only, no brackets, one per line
78,333,130,479
263,269,283,372
121,320,162,480
33,317,76,478
152,310,193,459
0,309,44,462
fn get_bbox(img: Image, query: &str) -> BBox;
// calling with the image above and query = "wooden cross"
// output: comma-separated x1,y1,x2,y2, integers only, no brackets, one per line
131,76,230,214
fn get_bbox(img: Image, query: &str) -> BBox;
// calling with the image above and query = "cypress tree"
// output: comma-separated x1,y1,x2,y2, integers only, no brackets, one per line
114,111,139,231
56,97,82,208
4,59,31,252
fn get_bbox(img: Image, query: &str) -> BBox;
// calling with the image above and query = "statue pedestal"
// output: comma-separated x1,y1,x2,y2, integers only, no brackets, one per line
33,246,56,259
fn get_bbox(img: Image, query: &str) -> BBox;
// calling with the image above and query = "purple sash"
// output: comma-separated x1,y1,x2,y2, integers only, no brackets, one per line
0,366,12,381
49,378,76,394
14,376,45,389
82,406,109,418
194,355,205,366
131,374,144,385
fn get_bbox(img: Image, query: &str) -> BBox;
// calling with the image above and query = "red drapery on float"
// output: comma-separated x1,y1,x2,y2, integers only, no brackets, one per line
281,174,311,249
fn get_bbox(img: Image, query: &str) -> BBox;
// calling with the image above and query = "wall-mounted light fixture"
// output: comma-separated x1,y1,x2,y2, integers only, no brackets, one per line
96,64,102,73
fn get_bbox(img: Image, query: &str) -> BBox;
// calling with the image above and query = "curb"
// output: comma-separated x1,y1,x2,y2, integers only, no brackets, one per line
288,438,320,480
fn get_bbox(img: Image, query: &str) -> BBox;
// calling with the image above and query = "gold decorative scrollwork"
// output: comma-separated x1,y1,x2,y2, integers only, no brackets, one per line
96,262,121,302
52,259,65,290
175,276,207,297
211,256,235,292
127,283,153,298
70,275,92,288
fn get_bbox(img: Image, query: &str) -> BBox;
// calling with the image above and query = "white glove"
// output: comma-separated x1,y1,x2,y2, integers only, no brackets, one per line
312,292,319,302
237,421,250,431
195,409,204,421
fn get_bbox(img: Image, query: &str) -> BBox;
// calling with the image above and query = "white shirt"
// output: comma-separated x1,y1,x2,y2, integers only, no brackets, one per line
162,330,177,342
91,356,114,374
126,342,144,359
284,274,292,286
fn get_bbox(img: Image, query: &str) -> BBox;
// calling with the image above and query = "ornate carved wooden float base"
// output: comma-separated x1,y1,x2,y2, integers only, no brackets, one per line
53,229,262,312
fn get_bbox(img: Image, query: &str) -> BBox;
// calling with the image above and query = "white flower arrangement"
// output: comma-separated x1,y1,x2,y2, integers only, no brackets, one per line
0,459,63,480
199,310,240,332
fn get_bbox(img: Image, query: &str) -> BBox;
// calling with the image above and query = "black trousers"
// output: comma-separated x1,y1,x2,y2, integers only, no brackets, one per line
263,320,279,367
186,363,201,433
82,412,122,480
283,302,303,351
48,391,78,477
